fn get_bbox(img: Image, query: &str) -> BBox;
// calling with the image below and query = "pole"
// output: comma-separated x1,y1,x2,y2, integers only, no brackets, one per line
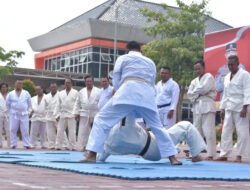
114,5,119,64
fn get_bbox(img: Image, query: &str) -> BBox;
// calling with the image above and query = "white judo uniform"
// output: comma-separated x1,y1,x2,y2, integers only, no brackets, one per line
73,87,100,150
220,68,250,157
44,92,68,149
0,93,10,147
156,79,180,129
86,51,177,158
187,73,217,157
98,85,114,110
98,118,206,161
55,89,78,150
6,90,31,148
30,95,47,148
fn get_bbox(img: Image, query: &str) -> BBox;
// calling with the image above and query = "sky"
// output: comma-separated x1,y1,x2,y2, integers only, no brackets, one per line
0,0,250,69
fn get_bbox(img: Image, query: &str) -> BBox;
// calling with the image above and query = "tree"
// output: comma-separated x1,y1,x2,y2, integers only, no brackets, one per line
22,79,36,97
0,46,25,80
140,0,210,121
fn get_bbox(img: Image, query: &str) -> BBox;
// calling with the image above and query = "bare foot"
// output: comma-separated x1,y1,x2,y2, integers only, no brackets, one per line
79,151,97,162
25,146,33,150
205,156,213,161
234,155,242,163
169,155,182,165
215,157,227,161
192,155,203,162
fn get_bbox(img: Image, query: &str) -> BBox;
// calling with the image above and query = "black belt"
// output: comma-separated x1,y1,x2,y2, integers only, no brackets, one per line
157,103,171,108
139,131,151,156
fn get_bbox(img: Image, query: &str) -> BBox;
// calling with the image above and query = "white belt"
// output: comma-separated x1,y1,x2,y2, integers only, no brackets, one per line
122,77,151,86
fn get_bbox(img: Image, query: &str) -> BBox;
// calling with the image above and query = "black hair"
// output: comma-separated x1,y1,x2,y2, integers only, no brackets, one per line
194,60,205,67
228,55,239,62
65,78,73,83
126,41,141,51
161,66,171,72
101,76,109,81
50,83,57,87
0,83,8,90
84,75,94,81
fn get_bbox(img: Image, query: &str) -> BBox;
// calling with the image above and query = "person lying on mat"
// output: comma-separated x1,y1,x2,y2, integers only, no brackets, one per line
80,41,182,165
97,117,206,163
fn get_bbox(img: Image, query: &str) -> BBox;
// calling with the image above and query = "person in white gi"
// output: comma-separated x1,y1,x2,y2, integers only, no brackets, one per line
216,55,250,162
74,76,100,151
44,83,68,149
55,78,78,150
30,86,47,148
6,80,32,149
187,60,217,160
0,83,10,148
98,77,114,110
98,117,206,163
81,41,182,165
156,67,180,129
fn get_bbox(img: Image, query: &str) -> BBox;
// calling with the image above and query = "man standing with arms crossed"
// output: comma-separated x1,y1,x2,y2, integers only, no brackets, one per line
6,80,32,149
156,67,180,129
81,41,182,165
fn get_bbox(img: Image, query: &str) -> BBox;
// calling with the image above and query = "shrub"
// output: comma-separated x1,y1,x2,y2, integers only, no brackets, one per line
22,79,36,97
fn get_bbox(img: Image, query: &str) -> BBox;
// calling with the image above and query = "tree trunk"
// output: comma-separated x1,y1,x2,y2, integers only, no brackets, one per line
176,85,186,122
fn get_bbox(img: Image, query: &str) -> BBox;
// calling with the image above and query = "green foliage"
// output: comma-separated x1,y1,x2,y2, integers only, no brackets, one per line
0,46,25,80
140,0,210,86
22,79,36,97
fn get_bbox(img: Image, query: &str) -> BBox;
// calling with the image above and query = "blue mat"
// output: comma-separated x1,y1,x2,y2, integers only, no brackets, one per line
0,150,250,181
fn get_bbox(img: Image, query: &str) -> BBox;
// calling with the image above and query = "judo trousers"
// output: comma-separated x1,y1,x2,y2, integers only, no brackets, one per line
0,116,10,147
77,116,94,150
9,114,31,147
56,117,76,150
86,101,177,158
167,121,207,157
220,110,250,157
46,121,68,149
193,112,216,157
30,121,46,148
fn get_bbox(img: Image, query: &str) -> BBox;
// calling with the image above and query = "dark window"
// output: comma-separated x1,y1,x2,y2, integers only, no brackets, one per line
101,54,111,62
88,63,99,78
48,59,51,71
75,56,79,65
66,67,69,72
79,65,82,73
101,48,109,53
118,49,125,55
93,47,100,53
61,59,65,67
101,64,109,77
88,53,100,62
74,66,78,73
61,68,65,72
70,57,74,66
70,67,73,72
109,64,114,71
44,60,48,70
110,48,114,54
83,64,87,73
57,57,61,70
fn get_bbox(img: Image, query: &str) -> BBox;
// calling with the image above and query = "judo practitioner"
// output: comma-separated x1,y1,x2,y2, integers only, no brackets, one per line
81,41,182,165
30,86,47,148
74,76,100,151
216,55,250,162
98,117,206,163
187,60,217,160
55,78,78,150
6,80,32,149
98,77,114,110
44,83,68,149
0,83,10,148
156,67,180,129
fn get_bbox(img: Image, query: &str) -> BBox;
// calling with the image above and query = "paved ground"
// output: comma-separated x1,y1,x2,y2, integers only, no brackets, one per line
0,142,249,190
